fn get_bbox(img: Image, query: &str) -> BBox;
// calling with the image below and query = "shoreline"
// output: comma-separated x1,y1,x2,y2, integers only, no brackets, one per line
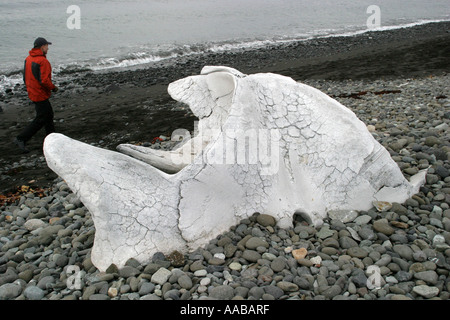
1,18,449,81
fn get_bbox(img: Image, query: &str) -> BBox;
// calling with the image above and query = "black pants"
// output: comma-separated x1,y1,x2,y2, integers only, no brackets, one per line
17,99,55,143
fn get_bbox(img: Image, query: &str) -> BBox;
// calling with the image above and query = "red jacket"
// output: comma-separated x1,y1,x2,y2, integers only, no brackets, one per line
23,48,56,102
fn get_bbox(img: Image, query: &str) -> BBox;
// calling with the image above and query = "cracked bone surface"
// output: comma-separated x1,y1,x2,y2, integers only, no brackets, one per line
43,66,426,271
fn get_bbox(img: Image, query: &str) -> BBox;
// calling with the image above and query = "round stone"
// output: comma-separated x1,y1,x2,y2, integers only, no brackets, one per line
177,274,193,290
0,283,22,300
412,285,439,298
256,214,276,227
339,236,358,249
245,237,269,249
347,247,368,258
321,247,338,255
395,271,412,282
150,267,171,285
413,271,438,285
200,277,211,286
276,281,298,292
24,219,47,231
354,215,372,225
229,262,242,271
194,269,207,277
270,257,286,272
413,251,427,262
209,285,235,300
242,250,261,262
322,238,340,249
316,226,334,239
264,285,284,299
373,219,395,236
393,244,414,261
262,253,277,261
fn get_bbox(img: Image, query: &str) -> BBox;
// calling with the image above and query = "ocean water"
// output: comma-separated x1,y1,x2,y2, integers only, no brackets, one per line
1,0,449,90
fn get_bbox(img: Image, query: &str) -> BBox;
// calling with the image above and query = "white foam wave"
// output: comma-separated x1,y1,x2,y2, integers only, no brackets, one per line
1,18,449,93
0,74,23,94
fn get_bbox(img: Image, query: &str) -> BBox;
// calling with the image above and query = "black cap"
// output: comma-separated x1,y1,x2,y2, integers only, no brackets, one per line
34,37,52,48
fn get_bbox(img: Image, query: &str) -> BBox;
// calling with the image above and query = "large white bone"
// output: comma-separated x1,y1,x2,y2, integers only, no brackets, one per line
43,66,426,271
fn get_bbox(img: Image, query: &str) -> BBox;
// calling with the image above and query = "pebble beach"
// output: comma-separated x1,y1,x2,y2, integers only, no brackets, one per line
0,21,449,304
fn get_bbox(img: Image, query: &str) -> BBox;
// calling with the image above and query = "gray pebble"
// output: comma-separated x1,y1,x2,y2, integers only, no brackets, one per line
242,250,261,262
245,237,269,249
151,267,171,285
189,260,204,272
412,285,440,298
322,237,340,248
373,219,395,236
256,214,276,227
351,269,368,288
0,283,22,300
316,225,334,239
234,286,249,298
118,266,140,278
140,293,161,300
395,271,413,282
347,247,368,258
248,286,265,299
413,271,438,285
359,227,376,240
276,281,298,292
138,282,155,295
264,285,284,299
375,254,392,267
209,285,234,300
270,257,286,272
164,289,180,300
413,251,427,262
393,244,414,261
177,274,193,290
24,286,45,300
320,284,342,299
37,276,55,290
339,236,358,249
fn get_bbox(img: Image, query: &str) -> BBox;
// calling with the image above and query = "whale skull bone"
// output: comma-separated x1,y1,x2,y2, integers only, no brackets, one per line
43,66,426,271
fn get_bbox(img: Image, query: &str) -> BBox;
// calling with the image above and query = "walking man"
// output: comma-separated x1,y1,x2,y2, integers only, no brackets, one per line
15,37,58,153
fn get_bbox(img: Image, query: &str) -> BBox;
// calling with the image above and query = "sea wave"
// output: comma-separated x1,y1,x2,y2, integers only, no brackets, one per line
62,18,450,74
84,18,450,72
1,18,449,95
